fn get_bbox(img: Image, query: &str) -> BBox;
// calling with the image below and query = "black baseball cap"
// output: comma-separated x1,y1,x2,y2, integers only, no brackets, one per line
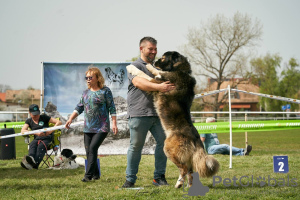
29,104,40,115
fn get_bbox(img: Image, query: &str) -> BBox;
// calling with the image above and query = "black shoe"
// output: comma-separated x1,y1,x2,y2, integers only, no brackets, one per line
153,174,169,186
81,177,92,182
122,180,135,188
21,162,32,170
245,145,252,155
26,156,36,166
21,156,33,170
92,176,100,180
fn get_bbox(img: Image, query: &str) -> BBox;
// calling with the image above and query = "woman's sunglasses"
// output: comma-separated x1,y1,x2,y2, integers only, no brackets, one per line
85,76,93,80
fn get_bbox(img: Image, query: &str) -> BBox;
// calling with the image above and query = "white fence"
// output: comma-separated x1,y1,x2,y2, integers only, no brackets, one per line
191,111,300,122
0,111,29,122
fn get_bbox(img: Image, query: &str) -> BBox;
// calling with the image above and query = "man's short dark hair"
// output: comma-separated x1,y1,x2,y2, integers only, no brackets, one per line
139,36,157,47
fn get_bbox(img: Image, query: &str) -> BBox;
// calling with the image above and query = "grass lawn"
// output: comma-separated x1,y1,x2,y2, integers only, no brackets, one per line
0,130,299,200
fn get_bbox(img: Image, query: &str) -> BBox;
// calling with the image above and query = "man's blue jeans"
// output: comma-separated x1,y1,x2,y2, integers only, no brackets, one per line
126,117,167,183
207,144,244,156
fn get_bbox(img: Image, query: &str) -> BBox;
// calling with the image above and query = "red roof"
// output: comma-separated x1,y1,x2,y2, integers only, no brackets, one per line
0,93,5,102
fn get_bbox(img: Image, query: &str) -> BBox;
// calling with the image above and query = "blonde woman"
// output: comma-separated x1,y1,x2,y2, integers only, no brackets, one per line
65,66,118,182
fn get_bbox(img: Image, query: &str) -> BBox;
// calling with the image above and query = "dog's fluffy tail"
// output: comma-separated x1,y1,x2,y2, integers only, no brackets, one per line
193,146,219,178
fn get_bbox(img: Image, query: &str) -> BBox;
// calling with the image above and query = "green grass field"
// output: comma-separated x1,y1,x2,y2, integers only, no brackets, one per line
0,130,299,200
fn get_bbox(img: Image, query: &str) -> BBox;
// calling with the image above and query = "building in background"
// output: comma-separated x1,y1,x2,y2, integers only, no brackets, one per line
5,89,40,106
0,89,40,122
202,78,260,117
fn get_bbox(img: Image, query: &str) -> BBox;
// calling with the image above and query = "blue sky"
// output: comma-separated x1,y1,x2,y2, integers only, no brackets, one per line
0,0,299,90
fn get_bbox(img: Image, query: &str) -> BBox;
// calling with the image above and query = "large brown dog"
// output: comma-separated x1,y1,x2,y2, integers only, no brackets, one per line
127,51,219,188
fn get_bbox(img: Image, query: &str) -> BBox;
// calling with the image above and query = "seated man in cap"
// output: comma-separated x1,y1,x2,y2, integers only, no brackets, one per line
21,104,61,169
200,117,252,156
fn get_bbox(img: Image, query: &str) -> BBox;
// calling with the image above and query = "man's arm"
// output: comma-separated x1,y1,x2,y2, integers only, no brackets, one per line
132,76,175,92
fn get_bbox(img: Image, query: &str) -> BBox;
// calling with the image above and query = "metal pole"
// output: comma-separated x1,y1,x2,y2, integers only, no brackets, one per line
245,113,248,149
228,85,232,169
40,62,44,113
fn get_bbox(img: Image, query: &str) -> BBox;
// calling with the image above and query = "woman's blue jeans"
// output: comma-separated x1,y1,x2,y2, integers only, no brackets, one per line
126,117,167,183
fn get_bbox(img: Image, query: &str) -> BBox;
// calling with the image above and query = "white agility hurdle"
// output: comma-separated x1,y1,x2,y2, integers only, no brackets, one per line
194,85,300,169
0,112,127,140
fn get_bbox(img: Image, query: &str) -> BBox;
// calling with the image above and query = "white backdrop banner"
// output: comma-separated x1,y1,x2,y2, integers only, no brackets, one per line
42,62,157,155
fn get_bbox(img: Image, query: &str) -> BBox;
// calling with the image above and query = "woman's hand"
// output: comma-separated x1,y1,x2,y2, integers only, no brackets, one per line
111,116,118,135
65,112,78,129
112,124,118,135
65,119,72,129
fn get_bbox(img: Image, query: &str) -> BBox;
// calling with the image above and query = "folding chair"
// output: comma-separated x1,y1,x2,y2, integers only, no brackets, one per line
40,128,61,167
24,119,62,168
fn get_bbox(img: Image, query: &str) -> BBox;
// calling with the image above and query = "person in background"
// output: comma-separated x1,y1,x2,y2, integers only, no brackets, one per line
200,117,252,156
122,36,175,188
65,66,118,182
21,104,62,169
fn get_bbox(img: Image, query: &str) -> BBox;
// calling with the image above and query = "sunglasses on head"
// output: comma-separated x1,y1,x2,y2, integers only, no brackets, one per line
85,76,93,80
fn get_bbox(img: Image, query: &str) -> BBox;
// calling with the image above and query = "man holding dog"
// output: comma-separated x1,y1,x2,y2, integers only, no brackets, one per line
122,36,175,188
200,117,252,156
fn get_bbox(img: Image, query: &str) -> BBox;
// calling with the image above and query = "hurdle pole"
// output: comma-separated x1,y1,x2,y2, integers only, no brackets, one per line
245,113,248,149
40,62,44,113
0,121,84,139
228,85,232,169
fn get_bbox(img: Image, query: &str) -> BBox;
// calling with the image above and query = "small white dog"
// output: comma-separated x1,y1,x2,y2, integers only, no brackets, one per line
49,149,85,170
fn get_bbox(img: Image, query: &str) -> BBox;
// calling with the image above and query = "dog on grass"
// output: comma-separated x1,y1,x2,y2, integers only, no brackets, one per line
49,149,85,170
127,51,219,188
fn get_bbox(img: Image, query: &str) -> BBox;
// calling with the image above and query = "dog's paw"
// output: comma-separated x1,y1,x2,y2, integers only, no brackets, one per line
175,179,184,188
175,182,183,188
126,65,136,74
155,74,162,80
146,64,154,70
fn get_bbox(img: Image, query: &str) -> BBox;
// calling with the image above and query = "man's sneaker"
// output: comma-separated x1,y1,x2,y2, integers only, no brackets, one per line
244,145,252,155
153,174,169,186
26,156,36,166
122,180,135,188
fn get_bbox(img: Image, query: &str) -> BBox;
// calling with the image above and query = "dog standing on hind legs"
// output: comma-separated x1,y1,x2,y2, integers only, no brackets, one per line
127,51,220,188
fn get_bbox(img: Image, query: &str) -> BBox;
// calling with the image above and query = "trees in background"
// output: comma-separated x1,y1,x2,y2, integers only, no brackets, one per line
183,12,262,116
278,58,300,111
249,54,300,111
249,54,282,111
0,84,11,93
183,11,299,113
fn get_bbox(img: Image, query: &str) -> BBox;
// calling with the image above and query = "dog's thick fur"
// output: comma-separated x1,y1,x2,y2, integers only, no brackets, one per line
127,51,219,188
49,149,85,170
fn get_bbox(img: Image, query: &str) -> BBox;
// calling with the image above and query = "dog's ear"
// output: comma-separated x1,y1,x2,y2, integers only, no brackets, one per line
169,52,185,68
173,54,191,73
69,155,77,161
